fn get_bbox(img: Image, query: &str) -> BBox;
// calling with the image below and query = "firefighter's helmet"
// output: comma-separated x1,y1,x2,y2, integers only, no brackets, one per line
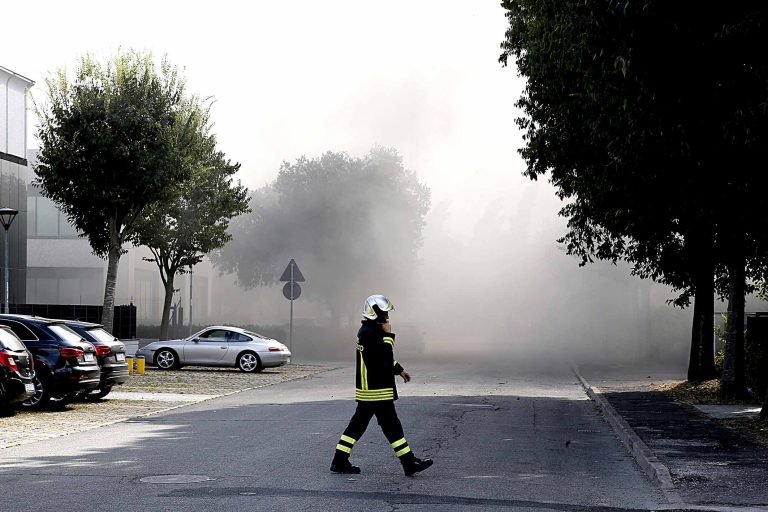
362,294,395,321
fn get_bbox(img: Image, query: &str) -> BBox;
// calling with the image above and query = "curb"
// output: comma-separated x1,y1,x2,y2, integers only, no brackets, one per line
571,366,683,505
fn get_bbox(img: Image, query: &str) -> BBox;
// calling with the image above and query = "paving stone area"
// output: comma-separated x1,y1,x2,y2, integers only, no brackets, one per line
0,364,330,450
601,388,768,507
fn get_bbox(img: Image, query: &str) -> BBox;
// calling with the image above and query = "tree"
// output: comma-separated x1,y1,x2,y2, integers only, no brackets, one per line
499,1,768,385
213,148,430,326
35,50,204,333
135,144,249,340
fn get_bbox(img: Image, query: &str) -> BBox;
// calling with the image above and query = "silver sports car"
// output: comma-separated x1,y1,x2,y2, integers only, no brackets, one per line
136,326,291,372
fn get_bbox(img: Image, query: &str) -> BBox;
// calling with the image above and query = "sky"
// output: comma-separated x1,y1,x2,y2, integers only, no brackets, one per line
2,0,530,241
1,1,697,363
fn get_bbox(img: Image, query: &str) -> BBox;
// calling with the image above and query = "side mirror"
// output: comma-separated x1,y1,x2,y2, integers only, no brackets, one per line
192,338,200,343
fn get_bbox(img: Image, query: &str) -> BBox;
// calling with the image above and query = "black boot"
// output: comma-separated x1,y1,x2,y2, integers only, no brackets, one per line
330,455,361,474
401,456,433,476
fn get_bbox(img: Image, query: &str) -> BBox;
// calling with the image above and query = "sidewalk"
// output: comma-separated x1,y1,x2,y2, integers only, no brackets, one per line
577,365,768,508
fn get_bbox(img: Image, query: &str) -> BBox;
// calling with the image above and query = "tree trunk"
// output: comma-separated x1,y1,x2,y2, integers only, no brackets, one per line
101,244,121,335
688,294,703,381
721,248,747,400
159,271,177,341
688,246,715,381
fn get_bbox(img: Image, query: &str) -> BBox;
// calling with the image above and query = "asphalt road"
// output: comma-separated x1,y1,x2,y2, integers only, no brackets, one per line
0,357,671,512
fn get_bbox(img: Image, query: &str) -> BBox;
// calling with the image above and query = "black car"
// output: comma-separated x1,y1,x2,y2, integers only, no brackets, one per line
0,326,36,414
61,320,129,399
0,315,100,408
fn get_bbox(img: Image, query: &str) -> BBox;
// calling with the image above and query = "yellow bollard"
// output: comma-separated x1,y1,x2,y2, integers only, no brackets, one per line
136,355,146,374
126,355,134,374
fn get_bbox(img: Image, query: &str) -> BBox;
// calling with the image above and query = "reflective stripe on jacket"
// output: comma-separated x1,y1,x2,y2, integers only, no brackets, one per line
355,320,404,401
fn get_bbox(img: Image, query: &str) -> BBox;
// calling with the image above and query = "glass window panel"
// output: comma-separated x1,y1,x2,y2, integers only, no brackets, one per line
0,328,27,350
0,321,38,341
26,197,36,236
49,324,84,343
200,329,228,342
87,328,117,343
36,198,58,237
59,214,78,238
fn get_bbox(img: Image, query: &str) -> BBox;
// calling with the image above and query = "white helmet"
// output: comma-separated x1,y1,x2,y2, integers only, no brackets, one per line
362,294,395,320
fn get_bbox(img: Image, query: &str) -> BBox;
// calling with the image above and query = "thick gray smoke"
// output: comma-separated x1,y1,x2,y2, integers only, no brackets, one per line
209,160,692,368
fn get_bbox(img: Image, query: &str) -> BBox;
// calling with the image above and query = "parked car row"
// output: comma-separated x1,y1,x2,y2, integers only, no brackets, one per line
0,318,292,415
0,314,129,413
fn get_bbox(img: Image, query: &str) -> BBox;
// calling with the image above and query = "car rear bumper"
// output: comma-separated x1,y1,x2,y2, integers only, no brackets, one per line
99,364,130,387
1,374,36,403
260,351,291,367
53,366,101,392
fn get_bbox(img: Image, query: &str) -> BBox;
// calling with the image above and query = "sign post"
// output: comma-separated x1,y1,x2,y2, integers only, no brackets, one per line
280,259,305,352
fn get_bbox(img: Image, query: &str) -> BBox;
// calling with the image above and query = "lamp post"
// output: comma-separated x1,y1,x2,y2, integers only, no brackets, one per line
0,207,19,314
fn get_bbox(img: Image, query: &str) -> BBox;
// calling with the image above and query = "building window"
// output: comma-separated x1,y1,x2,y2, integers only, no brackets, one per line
26,196,80,238
36,198,59,236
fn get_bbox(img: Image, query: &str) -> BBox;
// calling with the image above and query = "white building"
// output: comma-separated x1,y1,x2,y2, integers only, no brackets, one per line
24,150,213,328
0,65,34,306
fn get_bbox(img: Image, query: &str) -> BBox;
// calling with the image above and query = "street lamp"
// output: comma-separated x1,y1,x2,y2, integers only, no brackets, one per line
0,207,19,314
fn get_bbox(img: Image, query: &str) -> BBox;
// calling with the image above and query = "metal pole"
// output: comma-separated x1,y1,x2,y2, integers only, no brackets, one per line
189,266,193,336
3,228,8,314
289,261,294,352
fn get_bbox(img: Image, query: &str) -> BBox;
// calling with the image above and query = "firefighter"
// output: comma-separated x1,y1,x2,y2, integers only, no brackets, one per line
330,294,433,476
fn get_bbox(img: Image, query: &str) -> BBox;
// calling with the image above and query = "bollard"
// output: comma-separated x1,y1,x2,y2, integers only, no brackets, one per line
126,355,134,375
136,355,146,374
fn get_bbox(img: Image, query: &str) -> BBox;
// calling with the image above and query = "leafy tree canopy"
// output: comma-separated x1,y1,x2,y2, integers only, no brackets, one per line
213,148,430,321
499,1,768,383
34,49,208,332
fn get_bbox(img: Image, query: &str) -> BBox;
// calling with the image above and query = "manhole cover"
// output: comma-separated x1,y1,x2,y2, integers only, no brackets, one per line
140,474,213,484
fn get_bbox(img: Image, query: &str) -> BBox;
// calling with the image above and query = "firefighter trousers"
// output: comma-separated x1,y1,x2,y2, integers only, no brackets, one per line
334,401,414,461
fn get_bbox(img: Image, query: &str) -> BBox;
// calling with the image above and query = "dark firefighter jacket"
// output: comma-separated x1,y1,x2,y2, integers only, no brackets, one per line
355,320,404,401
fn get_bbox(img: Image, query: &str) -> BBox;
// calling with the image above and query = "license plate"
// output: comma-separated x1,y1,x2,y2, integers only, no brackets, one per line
116,353,125,362
83,353,95,362
25,383,35,393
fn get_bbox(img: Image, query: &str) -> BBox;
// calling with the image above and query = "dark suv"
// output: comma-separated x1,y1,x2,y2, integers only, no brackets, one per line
60,320,129,399
0,315,100,408
0,326,36,414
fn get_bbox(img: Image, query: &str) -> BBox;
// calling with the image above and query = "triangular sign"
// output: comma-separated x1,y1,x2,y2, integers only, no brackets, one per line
279,259,305,282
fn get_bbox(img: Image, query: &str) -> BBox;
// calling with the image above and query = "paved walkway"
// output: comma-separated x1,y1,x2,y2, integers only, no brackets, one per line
0,364,330,450
580,365,768,508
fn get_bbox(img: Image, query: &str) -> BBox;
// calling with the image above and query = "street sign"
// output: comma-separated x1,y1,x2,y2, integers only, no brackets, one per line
280,258,305,355
283,282,302,300
280,259,305,282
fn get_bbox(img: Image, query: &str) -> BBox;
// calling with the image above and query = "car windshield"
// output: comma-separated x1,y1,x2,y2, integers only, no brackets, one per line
0,329,26,351
49,324,85,343
86,328,116,343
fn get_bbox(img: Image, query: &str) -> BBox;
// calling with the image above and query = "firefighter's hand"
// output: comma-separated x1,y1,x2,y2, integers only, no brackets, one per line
382,322,392,333
400,370,411,383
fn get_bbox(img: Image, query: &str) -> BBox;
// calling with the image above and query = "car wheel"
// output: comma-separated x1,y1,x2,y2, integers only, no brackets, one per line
85,386,113,400
155,349,180,370
20,376,49,409
237,352,262,373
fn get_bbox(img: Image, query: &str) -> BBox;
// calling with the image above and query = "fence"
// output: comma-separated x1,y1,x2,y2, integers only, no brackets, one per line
6,304,137,340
